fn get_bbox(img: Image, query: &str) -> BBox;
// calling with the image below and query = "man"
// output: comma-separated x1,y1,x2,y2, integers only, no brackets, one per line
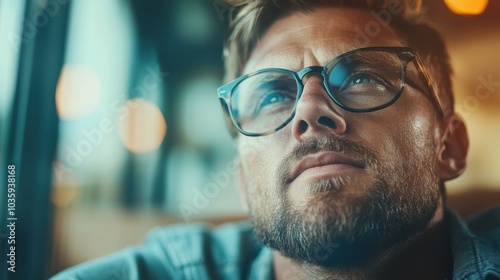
53,0,500,279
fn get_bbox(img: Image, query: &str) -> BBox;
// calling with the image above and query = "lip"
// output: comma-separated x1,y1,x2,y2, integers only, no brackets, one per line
290,152,365,182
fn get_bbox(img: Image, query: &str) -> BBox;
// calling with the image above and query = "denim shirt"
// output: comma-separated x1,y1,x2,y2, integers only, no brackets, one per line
52,207,500,280
447,207,500,280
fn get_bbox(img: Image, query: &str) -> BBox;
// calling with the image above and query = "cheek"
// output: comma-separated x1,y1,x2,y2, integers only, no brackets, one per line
407,114,439,151
350,110,438,165
237,135,287,188
393,90,441,152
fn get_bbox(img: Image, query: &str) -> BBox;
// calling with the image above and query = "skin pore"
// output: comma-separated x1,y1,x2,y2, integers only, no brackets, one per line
235,7,467,280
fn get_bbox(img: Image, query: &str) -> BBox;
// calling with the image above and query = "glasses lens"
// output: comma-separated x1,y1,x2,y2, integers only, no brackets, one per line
326,51,403,110
230,71,298,134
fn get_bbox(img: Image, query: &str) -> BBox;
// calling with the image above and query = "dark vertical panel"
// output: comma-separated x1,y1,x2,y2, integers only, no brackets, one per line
127,0,173,208
1,0,70,279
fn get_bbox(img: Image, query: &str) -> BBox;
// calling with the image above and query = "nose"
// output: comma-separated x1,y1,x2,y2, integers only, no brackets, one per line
291,74,346,141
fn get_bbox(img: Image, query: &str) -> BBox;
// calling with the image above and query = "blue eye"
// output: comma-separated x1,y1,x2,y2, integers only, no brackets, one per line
350,75,373,85
255,91,294,115
339,72,388,93
261,92,288,105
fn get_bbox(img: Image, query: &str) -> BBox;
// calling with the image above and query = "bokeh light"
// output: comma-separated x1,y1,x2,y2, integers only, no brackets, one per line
444,0,489,15
52,187,80,208
56,64,101,119
51,170,81,208
118,98,167,153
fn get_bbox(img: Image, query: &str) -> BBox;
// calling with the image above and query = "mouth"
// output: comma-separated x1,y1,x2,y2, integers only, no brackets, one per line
290,152,366,182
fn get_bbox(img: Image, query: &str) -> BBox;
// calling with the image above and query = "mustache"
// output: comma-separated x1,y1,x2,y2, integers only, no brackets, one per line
276,136,378,186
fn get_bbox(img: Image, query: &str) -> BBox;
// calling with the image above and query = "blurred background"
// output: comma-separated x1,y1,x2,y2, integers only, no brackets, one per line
0,0,499,279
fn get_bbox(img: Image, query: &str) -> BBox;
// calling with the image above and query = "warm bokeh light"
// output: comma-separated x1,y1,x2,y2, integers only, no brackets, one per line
118,98,167,153
56,64,101,119
52,178,81,208
52,186,80,208
444,0,489,15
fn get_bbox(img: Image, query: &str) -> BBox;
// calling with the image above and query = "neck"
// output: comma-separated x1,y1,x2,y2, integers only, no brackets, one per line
273,207,453,280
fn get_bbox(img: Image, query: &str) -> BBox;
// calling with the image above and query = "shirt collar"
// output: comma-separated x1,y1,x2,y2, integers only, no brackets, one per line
446,207,500,279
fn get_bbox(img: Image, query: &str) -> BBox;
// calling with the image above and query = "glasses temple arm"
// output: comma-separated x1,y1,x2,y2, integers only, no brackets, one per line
412,52,452,118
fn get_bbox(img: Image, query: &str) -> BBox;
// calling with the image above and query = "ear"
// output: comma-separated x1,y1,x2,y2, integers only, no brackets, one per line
436,113,469,180
236,158,249,213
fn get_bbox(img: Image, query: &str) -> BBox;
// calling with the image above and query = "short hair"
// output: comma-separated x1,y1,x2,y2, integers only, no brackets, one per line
222,0,454,119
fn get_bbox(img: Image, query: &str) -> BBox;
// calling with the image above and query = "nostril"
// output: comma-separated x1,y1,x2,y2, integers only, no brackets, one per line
298,120,309,134
318,116,336,129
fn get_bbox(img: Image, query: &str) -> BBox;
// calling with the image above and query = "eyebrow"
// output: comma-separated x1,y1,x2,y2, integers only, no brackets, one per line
342,52,400,68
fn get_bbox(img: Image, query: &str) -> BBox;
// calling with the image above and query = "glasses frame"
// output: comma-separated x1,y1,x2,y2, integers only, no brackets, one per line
218,46,444,137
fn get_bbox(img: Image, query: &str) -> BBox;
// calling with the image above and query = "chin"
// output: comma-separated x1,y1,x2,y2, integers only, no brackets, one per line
287,175,375,208
252,175,440,267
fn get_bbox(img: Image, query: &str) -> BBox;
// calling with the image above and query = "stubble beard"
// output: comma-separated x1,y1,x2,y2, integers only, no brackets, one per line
248,136,441,267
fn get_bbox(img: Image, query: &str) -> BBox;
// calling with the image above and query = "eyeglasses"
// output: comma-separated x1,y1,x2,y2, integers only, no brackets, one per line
218,47,444,137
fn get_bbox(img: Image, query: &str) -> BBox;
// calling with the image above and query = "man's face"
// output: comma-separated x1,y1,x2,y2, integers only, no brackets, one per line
237,7,442,265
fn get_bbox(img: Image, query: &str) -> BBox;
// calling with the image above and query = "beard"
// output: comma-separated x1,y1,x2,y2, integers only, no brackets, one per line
248,136,441,267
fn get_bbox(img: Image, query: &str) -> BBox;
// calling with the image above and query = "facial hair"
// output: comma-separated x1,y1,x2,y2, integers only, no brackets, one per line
248,136,441,267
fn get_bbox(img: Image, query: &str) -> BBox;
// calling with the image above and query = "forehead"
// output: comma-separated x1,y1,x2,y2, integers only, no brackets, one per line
244,7,407,73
